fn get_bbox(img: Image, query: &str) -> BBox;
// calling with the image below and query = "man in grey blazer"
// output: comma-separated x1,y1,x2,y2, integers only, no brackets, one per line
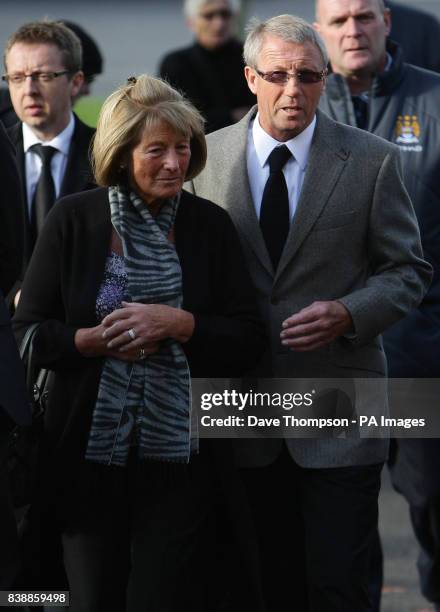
189,14,432,612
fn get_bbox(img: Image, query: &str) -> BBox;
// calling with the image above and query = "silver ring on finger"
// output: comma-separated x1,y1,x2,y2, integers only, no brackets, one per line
127,328,136,341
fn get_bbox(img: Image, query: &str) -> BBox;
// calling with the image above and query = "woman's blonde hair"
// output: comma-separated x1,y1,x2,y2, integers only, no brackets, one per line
93,74,207,186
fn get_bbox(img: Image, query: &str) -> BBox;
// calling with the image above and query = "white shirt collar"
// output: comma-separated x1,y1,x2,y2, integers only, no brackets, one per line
252,113,316,172
23,112,75,156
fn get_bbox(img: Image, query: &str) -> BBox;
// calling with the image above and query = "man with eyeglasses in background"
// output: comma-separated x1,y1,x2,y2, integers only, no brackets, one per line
188,13,431,611
0,21,104,129
3,20,95,307
159,0,255,133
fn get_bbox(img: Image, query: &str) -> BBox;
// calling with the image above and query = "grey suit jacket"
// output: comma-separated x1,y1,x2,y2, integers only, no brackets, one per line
190,107,432,468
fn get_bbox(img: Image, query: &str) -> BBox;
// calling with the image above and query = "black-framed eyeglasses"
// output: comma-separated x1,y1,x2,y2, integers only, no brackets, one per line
2,70,71,85
199,9,233,20
256,68,327,85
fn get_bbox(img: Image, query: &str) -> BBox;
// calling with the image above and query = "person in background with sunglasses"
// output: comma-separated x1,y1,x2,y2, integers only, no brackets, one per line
188,13,431,612
159,0,255,133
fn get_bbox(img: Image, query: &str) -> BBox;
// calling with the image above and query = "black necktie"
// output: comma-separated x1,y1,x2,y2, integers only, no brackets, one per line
260,145,292,269
352,96,369,130
30,144,57,243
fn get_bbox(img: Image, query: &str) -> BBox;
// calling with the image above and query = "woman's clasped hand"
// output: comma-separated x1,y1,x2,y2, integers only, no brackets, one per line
102,301,195,349
74,301,194,361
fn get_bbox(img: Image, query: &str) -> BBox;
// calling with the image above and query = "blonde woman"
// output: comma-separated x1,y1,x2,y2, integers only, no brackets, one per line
14,75,265,612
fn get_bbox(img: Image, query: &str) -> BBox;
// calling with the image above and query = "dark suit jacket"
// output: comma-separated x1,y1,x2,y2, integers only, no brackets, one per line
0,293,30,590
0,121,24,297
0,119,29,429
13,187,265,479
0,88,18,129
7,115,95,270
0,121,29,590
0,295,29,590
0,296,30,430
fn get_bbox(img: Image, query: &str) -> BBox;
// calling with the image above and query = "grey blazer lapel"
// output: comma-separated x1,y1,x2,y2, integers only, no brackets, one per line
275,111,350,282
221,108,273,276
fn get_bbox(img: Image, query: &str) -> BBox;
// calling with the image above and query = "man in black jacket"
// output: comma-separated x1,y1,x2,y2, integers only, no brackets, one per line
0,297,30,590
386,1,440,74
3,21,95,306
315,1,440,609
0,121,24,298
0,121,30,590
159,0,255,133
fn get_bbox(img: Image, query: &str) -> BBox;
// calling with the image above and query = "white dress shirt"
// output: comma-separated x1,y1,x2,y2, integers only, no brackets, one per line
22,113,75,216
246,113,316,220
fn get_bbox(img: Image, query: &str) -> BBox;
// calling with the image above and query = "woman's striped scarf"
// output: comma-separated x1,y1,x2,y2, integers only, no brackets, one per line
85,185,197,466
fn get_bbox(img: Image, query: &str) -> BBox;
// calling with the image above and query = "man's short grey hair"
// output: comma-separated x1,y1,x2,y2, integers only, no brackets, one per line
183,0,241,19
243,14,329,69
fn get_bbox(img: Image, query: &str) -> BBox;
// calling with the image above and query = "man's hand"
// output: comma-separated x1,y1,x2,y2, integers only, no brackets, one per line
280,300,353,351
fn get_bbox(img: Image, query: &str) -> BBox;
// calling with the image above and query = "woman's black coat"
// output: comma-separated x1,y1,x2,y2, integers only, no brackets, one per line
13,187,265,476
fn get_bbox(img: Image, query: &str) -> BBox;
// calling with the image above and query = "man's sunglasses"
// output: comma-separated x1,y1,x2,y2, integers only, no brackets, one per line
199,9,233,20
256,69,327,85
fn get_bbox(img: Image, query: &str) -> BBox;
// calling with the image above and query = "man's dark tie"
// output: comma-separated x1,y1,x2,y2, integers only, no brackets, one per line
352,96,369,130
260,144,292,269
30,144,57,242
